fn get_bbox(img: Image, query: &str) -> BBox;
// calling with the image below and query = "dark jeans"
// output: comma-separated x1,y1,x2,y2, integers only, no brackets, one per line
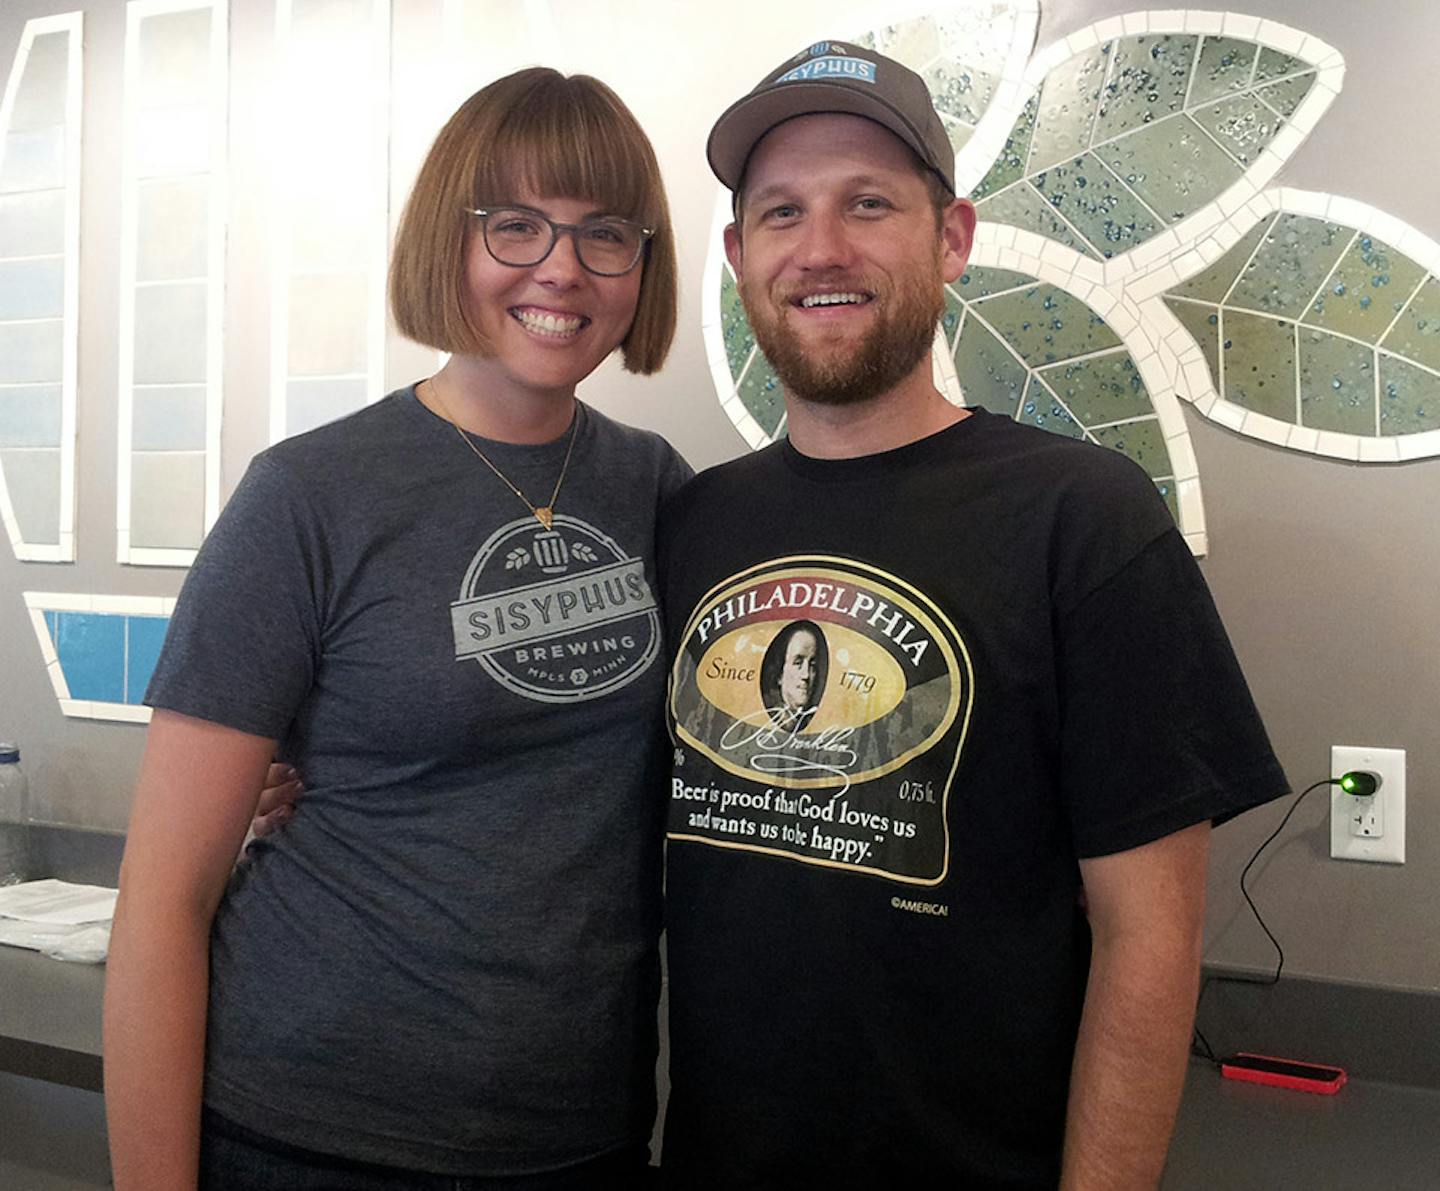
199,1107,656,1191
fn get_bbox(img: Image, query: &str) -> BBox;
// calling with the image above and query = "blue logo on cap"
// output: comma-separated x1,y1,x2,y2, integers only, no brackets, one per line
778,55,877,85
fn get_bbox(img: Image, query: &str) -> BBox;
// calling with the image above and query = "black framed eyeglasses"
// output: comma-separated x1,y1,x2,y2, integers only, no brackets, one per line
465,206,653,277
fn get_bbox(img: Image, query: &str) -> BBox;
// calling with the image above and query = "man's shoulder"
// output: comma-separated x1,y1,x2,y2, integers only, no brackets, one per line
967,409,1165,510
662,443,782,523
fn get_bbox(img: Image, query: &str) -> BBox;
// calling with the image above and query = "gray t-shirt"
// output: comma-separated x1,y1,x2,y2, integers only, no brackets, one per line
146,388,691,1175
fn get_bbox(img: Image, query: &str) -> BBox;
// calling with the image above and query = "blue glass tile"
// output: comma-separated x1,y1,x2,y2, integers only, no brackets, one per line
126,616,171,704
55,612,126,703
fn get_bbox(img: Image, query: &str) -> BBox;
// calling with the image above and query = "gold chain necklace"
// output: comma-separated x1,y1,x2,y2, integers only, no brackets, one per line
426,382,579,529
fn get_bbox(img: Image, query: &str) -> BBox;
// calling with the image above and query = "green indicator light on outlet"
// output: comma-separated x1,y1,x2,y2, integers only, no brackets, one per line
1340,771,1379,796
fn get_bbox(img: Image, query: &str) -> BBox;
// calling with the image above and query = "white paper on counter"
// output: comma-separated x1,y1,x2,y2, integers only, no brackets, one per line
0,916,110,962
0,878,118,925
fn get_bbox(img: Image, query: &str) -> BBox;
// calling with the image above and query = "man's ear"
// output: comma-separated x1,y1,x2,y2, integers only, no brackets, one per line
723,221,743,278
938,198,977,284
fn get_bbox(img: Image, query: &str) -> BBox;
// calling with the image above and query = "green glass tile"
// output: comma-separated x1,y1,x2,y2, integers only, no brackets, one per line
975,183,1102,260
1089,417,1171,477
970,95,1037,201
1092,34,1198,142
952,267,1037,301
1223,310,1297,421
976,283,1122,366
737,351,785,437
1036,350,1152,426
1379,353,1440,435
1026,45,1109,174
720,268,755,380
1380,275,1440,373
1031,152,1163,258
941,289,964,349
1170,217,1273,303
1154,479,1180,524
876,14,941,65
1229,214,1352,320
953,314,1028,416
943,116,976,157
1096,115,1241,224
1254,47,1307,84
1189,36,1259,107
1164,297,1220,385
1298,327,1376,435
1192,94,1280,166
1256,73,1315,119
1303,235,1427,342
925,59,997,127
1022,376,1087,439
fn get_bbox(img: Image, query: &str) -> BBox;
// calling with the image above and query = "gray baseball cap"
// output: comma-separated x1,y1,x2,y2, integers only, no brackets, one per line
707,40,955,195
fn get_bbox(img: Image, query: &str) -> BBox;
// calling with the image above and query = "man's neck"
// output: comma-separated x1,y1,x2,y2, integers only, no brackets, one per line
782,363,969,460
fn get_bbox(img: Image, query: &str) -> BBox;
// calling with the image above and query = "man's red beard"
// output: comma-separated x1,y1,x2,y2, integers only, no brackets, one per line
739,260,944,407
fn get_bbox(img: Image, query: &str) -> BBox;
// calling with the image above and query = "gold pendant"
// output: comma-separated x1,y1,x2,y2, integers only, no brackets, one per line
534,507,554,529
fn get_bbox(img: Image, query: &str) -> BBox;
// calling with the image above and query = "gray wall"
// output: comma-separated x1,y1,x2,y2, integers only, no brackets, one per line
1035,0,1440,992
1,0,1436,992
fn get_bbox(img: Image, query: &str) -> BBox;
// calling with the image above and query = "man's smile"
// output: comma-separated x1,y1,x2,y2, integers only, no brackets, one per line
795,291,873,309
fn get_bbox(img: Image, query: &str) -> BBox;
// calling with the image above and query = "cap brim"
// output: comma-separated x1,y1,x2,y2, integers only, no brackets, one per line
707,81,934,192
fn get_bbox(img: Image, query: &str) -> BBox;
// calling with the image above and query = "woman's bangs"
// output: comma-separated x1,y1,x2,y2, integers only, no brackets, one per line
473,94,654,224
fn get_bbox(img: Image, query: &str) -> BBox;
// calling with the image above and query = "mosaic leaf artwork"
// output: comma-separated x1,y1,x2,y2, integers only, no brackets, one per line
0,14,80,563
946,266,1183,521
1161,205,1440,456
22,592,175,724
704,5,1440,540
973,33,1325,265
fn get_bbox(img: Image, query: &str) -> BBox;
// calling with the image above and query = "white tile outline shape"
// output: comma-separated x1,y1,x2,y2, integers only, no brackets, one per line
931,0,1043,197
959,235,1207,555
22,591,177,724
0,12,82,563
702,1,1041,452
1145,187,1440,462
973,11,1344,289
268,0,391,446
116,0,228,567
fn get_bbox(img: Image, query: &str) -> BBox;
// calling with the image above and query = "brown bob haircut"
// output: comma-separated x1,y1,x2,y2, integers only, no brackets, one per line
390,68,677,375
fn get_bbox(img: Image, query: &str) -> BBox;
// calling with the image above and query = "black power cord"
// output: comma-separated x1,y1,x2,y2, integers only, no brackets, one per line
1189,775,1355,1067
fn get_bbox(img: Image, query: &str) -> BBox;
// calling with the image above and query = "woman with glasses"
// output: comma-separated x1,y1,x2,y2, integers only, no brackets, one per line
105,68,687,1190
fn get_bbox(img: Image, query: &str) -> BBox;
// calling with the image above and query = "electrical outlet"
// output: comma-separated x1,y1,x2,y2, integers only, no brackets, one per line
1330,746,1405,864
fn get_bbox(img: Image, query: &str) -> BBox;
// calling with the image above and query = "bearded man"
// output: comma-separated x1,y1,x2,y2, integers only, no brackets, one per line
657,41,1288,1190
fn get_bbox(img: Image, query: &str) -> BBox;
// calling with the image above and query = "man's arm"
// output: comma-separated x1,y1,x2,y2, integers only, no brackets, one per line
104,710,277,1191
1060,821,1210,1190
253,761,303,835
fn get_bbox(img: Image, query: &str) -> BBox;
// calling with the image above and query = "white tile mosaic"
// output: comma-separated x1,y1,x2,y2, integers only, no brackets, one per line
1358,436,1401,463
1222,13,1263,40
1209,401,1248,432
1184,11,1225,35
1396,429,1440,461
117,0,225,566
1313,429,1361,460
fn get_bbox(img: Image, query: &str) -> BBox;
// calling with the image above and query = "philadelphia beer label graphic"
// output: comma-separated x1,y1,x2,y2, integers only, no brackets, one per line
669,556,973,885
450,515,660,703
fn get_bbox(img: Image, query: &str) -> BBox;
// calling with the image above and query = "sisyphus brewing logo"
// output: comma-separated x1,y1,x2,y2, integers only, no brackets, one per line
451,516,660,703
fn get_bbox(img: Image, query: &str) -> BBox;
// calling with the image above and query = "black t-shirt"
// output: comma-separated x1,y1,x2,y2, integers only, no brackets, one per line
657,409,1287,1189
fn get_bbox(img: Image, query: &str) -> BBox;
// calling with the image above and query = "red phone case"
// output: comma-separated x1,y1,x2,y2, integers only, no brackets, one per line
1220,1052,1347,1095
